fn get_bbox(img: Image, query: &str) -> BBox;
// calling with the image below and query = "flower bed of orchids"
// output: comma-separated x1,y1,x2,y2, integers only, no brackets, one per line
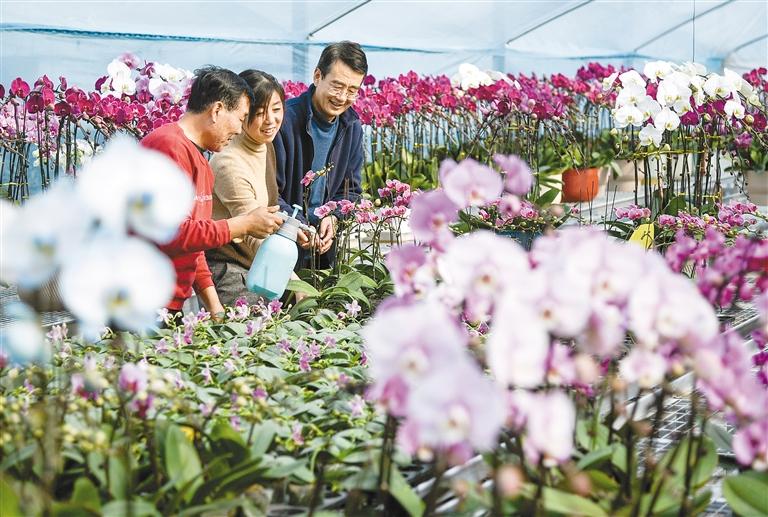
3,136,768,515
2,54,768,516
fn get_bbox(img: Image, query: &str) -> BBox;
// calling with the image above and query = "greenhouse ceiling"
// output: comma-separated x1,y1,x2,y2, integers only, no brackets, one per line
0,0,766,87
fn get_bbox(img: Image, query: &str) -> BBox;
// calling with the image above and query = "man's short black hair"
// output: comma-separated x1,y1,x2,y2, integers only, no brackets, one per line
316,41,368,77
186,66,255,113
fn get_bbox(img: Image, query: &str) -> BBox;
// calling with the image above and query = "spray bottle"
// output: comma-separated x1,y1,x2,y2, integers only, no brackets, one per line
246,204,313,300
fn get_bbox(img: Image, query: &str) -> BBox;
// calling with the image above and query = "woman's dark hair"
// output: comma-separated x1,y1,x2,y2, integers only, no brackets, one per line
186,66,254,113
316,41,368,77
238,70,285,124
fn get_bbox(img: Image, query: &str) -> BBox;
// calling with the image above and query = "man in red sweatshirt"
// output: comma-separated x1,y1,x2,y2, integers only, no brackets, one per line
142,66,283,318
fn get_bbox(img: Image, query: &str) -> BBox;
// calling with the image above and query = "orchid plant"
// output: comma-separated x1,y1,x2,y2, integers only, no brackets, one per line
359,155,767,516
608,60,768,213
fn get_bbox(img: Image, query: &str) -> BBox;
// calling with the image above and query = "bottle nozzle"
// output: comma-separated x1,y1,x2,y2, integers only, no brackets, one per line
291,204,302,219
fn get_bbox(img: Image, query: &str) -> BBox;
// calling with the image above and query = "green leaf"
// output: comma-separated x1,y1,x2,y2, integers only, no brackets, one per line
535,187,560,207
723,471,768,516
542,487,608,516
70,477,101,512
576,445,614,470
250,421,278,458
576,419,609,450
388,465,425,517
108,455,128,500
611,444,627,473
177,497,265,517
286,279,321,297
663,436,718,489
662,194,686,216
0,444,36,470
51,503,100,517
0,476,22,517
191,458,265,504
705,421,733,454
336,271,376,300
164,425,203,499
210,420,249,465
585,470,620,494
262,457,310,479
101,499,161,517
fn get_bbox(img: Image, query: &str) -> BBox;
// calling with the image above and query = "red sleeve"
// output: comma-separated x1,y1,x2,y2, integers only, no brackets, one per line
142,132,231,255
160,218,230,255
193,252,214,292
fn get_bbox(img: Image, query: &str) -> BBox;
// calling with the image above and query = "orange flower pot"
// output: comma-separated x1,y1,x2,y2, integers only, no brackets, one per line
562,167,599,203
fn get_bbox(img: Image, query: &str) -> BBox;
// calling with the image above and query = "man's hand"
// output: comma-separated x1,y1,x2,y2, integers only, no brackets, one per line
317,215,337,255
228,206,283,240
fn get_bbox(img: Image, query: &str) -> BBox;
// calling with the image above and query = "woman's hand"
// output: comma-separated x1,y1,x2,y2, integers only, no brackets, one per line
297,228,314,249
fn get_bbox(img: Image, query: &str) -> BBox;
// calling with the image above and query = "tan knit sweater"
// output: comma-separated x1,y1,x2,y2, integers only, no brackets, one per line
207,133,279,269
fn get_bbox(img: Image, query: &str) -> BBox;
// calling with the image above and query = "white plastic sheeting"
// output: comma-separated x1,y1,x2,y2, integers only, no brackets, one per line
1,0,765,88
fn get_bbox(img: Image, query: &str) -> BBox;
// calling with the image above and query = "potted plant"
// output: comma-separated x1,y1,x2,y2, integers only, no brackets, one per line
551,129,620,203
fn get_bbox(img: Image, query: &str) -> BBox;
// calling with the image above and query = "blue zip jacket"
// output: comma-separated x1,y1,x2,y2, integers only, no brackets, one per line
274,85,364,224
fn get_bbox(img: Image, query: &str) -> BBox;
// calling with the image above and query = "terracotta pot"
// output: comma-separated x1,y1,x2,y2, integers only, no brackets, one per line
562,167,599,202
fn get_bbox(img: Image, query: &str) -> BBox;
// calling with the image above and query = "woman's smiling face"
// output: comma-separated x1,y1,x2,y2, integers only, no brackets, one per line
245,90,284,145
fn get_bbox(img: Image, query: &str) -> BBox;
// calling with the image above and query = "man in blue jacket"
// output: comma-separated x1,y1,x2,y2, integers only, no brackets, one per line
274,41,367,269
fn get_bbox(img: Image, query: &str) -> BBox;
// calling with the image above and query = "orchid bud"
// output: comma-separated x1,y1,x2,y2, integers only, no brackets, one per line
568,472,592,497
497,465,524,498
745,114,754,125
611,376,627,392
703,113,712,122
662,143,671,152
610,127,619,135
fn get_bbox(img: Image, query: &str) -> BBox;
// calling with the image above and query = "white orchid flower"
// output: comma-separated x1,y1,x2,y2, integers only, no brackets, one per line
678,61,707,76
59,235,175,337
613,105,645,128
148,77,183,103
109,74,136,97
672,98,693,114
637,95,662,119
0,302,47,365
602,72,619,91
724,99,745,119
643,61,674,83
76,137,194,244
1,181,93,289
723,68,755,100
656,79,688,107
723,68,745,92
616,84,647,107
685,74,706,107
639,124,663,147
153,63,189,82
668,71,693,89
107,59,132,80
487,70,513,84
0,200,20,284
654,108,681,131
619,70,646,90
703,75,730,98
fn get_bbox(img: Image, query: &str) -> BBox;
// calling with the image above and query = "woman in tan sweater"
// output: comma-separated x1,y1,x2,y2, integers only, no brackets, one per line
207,70,307,306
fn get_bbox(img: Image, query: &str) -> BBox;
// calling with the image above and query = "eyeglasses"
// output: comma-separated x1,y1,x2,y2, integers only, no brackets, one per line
327,84,359,101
